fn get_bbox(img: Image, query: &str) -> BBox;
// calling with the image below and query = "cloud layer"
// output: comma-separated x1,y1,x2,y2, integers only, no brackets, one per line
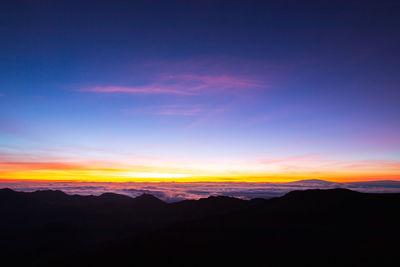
1,179,400,203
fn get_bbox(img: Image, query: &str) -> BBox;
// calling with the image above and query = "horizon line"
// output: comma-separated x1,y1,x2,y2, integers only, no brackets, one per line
1,178,399,184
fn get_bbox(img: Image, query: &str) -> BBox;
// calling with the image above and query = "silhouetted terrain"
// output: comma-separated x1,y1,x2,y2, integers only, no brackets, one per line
1,188,399,266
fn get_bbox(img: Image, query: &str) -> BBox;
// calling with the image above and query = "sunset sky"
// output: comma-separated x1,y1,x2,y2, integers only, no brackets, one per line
1,0,399,183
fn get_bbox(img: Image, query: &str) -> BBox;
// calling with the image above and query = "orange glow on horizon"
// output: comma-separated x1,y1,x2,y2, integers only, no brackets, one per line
1,156,399,183
1,168,399,183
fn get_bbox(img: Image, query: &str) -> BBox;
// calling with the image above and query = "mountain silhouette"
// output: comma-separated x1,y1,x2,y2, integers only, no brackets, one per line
287,179,342,186
0,188,399,266
131,193,166,206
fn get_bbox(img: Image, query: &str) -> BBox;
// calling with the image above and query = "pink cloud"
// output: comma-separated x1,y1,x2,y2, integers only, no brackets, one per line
258,155,400,174
342,160,400,170
83,73,264,96
0,161,87,171
161,73,263,92
84,85,193,95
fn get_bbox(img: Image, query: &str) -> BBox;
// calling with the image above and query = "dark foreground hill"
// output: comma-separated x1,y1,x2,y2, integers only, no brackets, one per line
0,188,399,266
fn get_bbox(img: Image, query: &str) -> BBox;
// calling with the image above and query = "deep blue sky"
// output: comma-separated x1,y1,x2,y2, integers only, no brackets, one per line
1,0,399,182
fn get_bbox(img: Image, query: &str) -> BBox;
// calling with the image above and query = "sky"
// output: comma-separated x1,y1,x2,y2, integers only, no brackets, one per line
0,0,399,183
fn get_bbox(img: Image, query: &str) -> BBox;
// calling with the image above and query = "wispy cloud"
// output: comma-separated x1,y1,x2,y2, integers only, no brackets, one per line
85,85,193,95
83,73,264,96
0,161,86,171
341,159,400,170
256,154,400,179
127,104,229,116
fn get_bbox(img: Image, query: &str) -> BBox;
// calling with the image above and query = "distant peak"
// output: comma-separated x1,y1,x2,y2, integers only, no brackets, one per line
204,195,240,201
197,195,244,204
0,188,15,193
135,193,160,200
100,192,122,197
0,188,16,196
133,193,165,204
289,179,337,184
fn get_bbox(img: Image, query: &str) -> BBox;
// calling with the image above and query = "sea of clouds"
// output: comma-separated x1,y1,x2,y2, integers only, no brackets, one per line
1,179,400,202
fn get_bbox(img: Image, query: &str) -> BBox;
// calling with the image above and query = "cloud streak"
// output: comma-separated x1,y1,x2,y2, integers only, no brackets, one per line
83,73,264,96
85,85,193,95
0,161,86,171
127,104,229,116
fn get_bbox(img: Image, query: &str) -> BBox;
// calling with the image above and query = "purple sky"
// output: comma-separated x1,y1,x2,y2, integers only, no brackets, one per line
0,1,399,183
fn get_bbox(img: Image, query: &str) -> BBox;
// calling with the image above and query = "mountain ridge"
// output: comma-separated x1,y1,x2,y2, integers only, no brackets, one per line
1,187,400,266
